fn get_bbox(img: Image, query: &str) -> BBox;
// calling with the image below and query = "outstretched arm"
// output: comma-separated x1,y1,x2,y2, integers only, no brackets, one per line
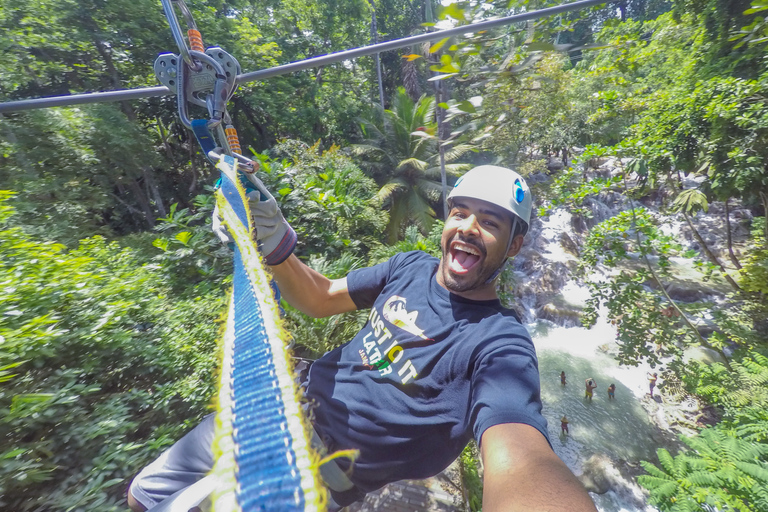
269,254,357,318
480,423,597,512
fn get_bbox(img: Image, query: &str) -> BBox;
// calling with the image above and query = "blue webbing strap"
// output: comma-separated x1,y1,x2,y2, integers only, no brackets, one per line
191,119,218,164
211,155,322,511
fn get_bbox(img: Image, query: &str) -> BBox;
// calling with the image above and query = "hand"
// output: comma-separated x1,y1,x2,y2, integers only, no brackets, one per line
212,172,297,266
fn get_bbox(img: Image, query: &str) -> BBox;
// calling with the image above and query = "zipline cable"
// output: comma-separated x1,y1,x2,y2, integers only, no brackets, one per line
0,0,612,114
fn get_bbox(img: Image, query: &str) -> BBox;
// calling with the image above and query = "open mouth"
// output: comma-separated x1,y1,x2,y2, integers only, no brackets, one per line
449,240,483,274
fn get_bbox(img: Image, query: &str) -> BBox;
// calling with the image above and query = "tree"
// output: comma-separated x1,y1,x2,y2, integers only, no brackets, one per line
0,192,223,510
354,87,472,243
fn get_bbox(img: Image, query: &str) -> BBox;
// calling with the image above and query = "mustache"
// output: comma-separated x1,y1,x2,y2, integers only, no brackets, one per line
449,235,486,257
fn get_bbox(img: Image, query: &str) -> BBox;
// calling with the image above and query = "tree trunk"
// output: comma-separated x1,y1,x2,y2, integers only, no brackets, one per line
143,167,167,218
368,0,385,108
724,198,742,270
434,79,448,220
403,55,421,102
85,13,136,121
761,191,768,241
683,211,740,292
188,140,199,195
123,179,156,229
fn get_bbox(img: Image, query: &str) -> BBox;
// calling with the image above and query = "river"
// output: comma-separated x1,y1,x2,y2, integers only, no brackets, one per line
533,318,661,512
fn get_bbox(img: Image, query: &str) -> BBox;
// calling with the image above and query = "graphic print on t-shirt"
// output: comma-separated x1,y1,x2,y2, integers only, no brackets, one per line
382,295,428,339
358,295,423,384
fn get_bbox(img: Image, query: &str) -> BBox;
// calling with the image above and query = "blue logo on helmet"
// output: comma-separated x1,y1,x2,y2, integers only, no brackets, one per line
514,179,525,203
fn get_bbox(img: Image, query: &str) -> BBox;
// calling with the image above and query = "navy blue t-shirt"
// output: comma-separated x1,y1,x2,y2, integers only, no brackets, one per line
305,251,548,501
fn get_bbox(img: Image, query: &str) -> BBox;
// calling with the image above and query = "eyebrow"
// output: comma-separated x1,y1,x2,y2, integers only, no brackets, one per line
453,201,507,223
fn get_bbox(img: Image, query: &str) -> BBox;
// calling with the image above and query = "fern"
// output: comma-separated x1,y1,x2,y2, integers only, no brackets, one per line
640,428,768,511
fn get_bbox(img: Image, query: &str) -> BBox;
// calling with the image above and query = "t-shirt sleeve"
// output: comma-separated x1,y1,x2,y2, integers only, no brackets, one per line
346,252,425,309
346,256,394,309
470,334,551,449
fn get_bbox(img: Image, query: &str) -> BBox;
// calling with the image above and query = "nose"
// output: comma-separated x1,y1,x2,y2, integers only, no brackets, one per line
457,213,480,237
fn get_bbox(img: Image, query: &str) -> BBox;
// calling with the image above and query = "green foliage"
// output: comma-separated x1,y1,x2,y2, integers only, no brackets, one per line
740,245,768,294
0,194,222,510
639,428,768,511
731,0,768,49
682,352,768,442
282,253,370,356
460,441,483,512
261,140,388,259
580,209,699,367
671,189,710,214
151,192,233,293
538,166,622,218
368,223,443,264
353,87,472,243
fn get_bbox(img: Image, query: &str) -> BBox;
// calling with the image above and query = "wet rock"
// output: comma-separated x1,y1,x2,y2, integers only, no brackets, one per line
578,455,614,494
537,302,582,327
662,281,724,303
571,213,589,235
585,157,610,169
560,232,580,257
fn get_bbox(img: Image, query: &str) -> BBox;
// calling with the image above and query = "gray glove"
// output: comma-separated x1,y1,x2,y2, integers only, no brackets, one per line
212,172,297,266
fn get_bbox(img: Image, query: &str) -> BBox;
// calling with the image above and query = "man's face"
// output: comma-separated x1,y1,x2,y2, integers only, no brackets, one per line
437,197,520,299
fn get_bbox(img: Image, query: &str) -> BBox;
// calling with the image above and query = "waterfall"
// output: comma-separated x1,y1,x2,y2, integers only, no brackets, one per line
506,162,750,511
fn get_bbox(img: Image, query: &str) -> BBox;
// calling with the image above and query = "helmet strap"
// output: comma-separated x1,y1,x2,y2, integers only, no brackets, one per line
485,216,519,284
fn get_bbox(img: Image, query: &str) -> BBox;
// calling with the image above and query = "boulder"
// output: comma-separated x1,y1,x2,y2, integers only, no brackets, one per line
577,455,614,494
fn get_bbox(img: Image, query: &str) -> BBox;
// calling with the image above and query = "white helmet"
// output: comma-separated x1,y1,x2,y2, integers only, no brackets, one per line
447,165,532,237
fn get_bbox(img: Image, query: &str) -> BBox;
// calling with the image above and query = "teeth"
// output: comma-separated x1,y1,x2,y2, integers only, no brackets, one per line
453,243,479,256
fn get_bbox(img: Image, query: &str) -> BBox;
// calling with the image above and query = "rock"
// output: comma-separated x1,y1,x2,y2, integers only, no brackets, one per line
663,281,723,303
560,232,580,257
578,455,614,494
537,302,582,327
547,157,565,171
585,156,609,169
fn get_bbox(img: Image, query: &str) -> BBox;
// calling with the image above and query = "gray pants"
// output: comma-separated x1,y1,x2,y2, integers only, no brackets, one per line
129,414,353,511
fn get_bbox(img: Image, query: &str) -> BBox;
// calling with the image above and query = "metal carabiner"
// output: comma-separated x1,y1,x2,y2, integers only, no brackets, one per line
208,150,258,174
160,0,201,72
187,50,230,128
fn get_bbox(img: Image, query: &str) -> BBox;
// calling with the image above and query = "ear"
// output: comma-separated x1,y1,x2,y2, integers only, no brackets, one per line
506,234,525,258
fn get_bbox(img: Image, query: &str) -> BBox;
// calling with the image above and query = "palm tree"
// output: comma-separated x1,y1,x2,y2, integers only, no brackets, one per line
354,87,473,244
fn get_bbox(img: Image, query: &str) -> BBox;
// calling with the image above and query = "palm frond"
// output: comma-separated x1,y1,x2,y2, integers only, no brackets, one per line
376,179,407,204
442,143,477,161
397,158,429,172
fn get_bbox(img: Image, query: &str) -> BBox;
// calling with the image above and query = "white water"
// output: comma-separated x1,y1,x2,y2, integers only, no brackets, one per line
516,193,667,511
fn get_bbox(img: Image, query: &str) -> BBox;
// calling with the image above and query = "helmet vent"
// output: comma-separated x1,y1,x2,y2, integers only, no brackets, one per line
514,179,525,203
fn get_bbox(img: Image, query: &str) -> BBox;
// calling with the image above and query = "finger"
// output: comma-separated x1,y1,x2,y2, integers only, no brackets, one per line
243,172,274,202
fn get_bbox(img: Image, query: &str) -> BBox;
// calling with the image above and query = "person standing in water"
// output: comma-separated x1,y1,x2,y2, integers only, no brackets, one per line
585,378,597,401
607,383,616,400
560,371,567,386
560,415,569,435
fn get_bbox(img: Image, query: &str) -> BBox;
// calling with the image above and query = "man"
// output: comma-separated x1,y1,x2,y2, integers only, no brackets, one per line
648,372,658,396
585,378,597,401
128,165,597,512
